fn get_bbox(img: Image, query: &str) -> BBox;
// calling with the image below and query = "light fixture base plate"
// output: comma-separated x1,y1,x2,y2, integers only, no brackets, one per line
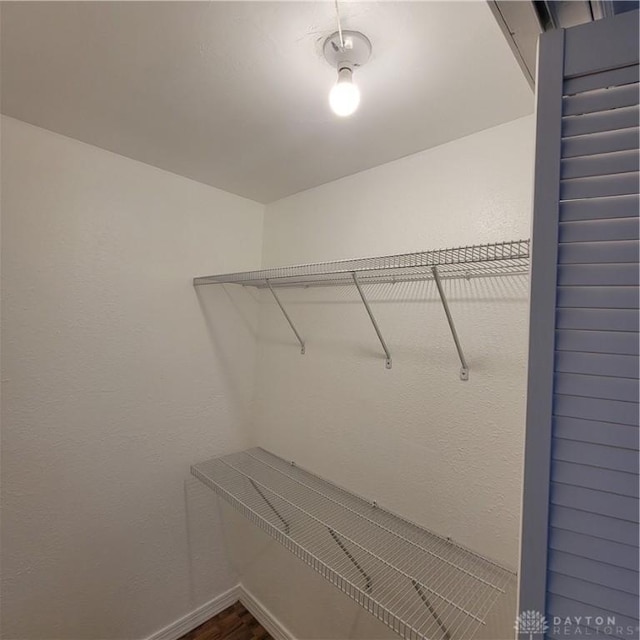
323,31,372,70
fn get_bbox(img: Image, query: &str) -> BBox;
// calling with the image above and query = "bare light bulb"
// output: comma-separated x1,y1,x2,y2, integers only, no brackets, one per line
329,67,360,117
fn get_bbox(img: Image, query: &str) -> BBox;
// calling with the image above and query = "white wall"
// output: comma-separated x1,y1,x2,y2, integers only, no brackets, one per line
0,117,264,639
1,113,534,640
238,115,534,638
221,500,398,640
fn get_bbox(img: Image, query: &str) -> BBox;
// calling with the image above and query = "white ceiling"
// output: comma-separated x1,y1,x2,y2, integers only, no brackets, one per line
1,1,533,203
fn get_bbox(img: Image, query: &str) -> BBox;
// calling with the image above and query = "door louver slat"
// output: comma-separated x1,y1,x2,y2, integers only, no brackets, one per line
560,171,639,199
556,307,639,331
556,287,639,309
549,528,638,569
552,460,639,497
561,149,639,179
550,483,639,522
563,82,639,116
554,372,639,402
558,239,639,263
562,126,639,157
554,351,638,378
562,104,639,136
548,571,639,618
553,416,639,449
558,218,639,242
564,64,639,94
557,264,639,286
550,505,638,546
553,394,639,427
560,194,639,220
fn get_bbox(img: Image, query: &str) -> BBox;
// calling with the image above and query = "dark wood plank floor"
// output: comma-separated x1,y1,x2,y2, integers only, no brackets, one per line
179,602,272,640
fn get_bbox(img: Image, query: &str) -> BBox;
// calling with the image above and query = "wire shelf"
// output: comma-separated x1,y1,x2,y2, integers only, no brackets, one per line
192,448,517,640
193,240,530,289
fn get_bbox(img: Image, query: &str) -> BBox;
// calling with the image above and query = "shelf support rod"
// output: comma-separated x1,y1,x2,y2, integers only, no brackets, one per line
352,272,392,369
329,528,373,593
249,478,290,535
266,279,305,354
431,267,469,381
412,580,452,640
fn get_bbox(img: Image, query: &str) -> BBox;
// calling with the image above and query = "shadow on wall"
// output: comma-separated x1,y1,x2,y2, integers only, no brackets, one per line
239,274,529,370
244,274,529,305
218,499,519,640
219,500,399,640
194,284,260,417
247,271,529,569
183,477,238,607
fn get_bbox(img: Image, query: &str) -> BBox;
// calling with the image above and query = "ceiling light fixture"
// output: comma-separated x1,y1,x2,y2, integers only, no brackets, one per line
323,24,371,117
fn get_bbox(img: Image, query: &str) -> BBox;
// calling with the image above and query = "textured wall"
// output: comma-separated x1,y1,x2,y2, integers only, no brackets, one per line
0,117,264,639
1,113,534,639
236,115,534,637
221,500,398,640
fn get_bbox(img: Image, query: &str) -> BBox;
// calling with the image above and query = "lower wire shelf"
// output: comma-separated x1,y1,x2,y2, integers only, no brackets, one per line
192,448,517,640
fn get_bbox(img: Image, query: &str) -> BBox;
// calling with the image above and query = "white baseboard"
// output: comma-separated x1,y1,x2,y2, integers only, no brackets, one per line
145,584,240,640
238,583,295,640
144,583,294,640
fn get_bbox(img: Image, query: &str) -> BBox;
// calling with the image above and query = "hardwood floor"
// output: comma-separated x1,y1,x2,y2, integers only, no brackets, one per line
178,601,272,640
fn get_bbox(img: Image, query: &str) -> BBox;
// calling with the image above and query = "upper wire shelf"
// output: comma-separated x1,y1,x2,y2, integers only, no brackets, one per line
193,239,530,377
193,448,517,640
193,239,530,289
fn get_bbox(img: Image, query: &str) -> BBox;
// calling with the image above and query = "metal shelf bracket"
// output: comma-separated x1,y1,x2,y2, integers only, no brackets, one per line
431,267,469,381
352,272,392,369
266,279,305,355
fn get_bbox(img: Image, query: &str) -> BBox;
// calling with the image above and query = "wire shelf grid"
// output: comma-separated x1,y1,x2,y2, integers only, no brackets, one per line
193,240,530,288
192,448,517,640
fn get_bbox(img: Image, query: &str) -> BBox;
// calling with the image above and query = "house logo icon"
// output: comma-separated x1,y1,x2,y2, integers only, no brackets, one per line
515,610,550,640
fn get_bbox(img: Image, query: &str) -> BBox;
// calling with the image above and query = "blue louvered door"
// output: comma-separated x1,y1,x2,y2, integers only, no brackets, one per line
520,11,639,640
